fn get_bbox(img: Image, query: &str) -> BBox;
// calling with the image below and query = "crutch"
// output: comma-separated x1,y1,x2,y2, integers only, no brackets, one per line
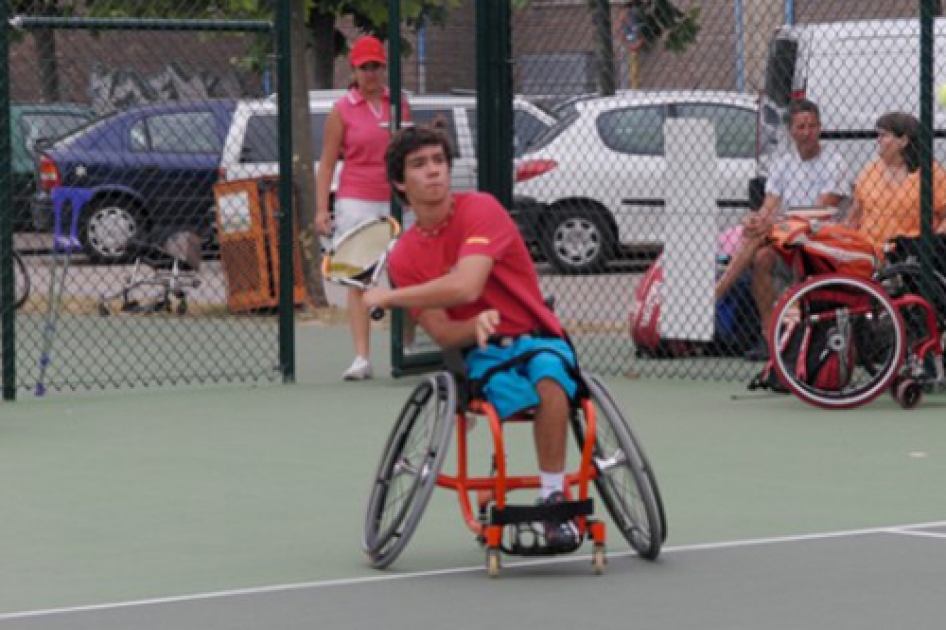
35,187,92,396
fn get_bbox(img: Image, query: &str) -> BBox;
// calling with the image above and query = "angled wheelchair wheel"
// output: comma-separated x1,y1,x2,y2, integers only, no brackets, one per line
363,371,456,569
769,274,906,410
573,374,664,560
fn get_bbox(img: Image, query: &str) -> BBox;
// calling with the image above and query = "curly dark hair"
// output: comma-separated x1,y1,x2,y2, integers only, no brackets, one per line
385,121,454,203
876,111,921,173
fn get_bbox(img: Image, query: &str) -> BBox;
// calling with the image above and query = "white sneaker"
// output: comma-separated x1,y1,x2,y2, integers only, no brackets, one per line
343,356,372,381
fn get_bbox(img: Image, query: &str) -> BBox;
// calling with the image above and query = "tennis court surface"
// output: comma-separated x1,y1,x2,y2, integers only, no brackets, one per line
2,325,944,629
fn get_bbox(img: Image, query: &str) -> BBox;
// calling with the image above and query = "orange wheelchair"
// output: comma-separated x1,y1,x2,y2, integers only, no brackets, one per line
362,363,665,576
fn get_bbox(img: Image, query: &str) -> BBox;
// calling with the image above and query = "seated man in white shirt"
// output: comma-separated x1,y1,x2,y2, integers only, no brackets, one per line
715,98,851,361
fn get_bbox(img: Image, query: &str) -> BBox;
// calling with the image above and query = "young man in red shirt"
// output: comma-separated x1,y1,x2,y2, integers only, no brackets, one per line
363,125,579,550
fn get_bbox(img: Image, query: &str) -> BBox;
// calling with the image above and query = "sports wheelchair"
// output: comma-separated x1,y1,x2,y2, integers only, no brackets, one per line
362,351,666,577
98,230,203,317
750,211,946,410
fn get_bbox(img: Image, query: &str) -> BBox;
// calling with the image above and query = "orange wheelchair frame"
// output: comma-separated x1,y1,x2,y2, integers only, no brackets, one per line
362,370,665,577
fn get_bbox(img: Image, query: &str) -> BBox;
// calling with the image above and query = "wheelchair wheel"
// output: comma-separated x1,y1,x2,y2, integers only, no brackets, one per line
573,374,665,560
363,371,456,569
769,274,906,410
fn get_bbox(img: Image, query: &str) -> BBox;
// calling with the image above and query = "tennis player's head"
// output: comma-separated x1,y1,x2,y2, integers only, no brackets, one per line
386,122,454,204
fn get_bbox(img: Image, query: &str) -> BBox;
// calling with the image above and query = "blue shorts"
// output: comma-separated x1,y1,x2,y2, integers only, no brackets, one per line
465,336,578,420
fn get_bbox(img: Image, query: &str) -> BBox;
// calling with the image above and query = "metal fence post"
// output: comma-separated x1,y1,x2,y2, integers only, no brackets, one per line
920,0,936,303
476,0,513,208
0,0,14,401
276,0,295,383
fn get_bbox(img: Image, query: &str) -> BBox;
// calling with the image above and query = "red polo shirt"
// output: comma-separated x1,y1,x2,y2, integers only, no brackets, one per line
388,192,563,337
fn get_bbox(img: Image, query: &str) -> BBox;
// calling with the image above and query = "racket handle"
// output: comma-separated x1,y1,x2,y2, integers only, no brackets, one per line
370,307,385,321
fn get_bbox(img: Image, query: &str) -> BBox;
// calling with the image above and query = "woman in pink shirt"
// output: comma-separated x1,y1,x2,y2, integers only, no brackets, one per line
316,36,411,380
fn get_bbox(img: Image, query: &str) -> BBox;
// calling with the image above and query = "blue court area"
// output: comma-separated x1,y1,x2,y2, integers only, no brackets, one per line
1,324,945,628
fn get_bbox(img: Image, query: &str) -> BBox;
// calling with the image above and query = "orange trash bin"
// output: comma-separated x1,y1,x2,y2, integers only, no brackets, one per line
214,177,306,313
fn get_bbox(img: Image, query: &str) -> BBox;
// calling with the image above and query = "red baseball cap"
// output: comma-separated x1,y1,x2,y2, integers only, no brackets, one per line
350,36,387,67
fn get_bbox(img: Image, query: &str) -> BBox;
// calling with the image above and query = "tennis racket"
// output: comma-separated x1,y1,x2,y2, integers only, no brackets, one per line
322,216,401,320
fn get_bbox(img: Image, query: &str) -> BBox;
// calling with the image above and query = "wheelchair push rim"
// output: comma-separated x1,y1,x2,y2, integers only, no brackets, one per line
574,374,665,560
362,372,456,569
768,274,906,410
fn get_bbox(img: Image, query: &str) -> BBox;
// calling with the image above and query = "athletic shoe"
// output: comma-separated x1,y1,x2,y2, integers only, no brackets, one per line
538,491,579,552
343,356,372,381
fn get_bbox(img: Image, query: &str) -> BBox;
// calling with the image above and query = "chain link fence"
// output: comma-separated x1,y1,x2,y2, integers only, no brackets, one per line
497,0,946,382
4,1,946,398
1,9,285,398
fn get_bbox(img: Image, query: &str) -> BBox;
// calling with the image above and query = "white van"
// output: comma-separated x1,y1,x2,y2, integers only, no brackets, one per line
758,18,946,180
219,94,557,193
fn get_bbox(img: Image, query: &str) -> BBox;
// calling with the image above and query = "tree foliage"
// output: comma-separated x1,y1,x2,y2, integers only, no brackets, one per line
512,0,700,54
631,0,700,53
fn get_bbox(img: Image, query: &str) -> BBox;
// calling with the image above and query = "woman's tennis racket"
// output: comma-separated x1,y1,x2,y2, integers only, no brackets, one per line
322,216,401,320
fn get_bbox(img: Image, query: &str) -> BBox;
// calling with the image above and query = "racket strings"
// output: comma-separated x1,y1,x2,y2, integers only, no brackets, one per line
326,219,398,281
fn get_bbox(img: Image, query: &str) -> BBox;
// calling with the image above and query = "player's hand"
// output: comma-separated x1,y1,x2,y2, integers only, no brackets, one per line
363,287,392,310
475,310,500,349
315,211,332,236
742,213,771,238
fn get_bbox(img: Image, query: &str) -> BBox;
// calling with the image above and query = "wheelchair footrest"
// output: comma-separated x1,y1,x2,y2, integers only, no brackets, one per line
490,498,593,525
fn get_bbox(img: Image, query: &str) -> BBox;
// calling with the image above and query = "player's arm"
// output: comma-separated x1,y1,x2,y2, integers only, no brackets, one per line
415,308,500,350
315,107,343,235
815,192,843,208
744,193,780,236
365,255,493,311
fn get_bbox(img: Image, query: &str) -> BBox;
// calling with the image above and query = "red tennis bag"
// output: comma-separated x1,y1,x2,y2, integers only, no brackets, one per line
629,256,700,358
770,218,878,278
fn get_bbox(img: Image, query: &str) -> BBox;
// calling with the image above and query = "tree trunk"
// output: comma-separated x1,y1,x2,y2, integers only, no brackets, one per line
33,28,60,102
310,9,336,89
290,0,329,307
589,0,615,96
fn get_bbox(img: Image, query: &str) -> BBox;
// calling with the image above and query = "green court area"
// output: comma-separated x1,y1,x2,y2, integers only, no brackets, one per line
1,323,945,619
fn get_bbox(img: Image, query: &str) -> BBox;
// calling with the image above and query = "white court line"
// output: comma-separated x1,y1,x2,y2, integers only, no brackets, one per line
2,519,945,622
886,528,946,540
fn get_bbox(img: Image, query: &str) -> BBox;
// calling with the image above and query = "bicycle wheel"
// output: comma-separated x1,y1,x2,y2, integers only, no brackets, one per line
769,274,905,409
572,374,664,560
13,251,30,310
363,371,456,569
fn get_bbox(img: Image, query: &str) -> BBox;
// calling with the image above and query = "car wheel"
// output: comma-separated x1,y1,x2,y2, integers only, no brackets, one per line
81,199,144,264
539,205,615,274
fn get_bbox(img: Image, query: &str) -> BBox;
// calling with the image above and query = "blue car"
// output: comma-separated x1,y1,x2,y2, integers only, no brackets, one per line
32,99,237,263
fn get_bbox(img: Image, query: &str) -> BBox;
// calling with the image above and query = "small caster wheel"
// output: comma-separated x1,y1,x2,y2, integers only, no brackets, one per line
895,378,923,410
591,543,607,575
486,549,501,578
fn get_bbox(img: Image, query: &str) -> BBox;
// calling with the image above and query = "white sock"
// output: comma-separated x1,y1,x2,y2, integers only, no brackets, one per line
540,471,565,499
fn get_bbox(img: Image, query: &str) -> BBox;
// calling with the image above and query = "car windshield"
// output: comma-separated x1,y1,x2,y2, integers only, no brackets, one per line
240,112,329,162
21,113,92,146
524,111,578,153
